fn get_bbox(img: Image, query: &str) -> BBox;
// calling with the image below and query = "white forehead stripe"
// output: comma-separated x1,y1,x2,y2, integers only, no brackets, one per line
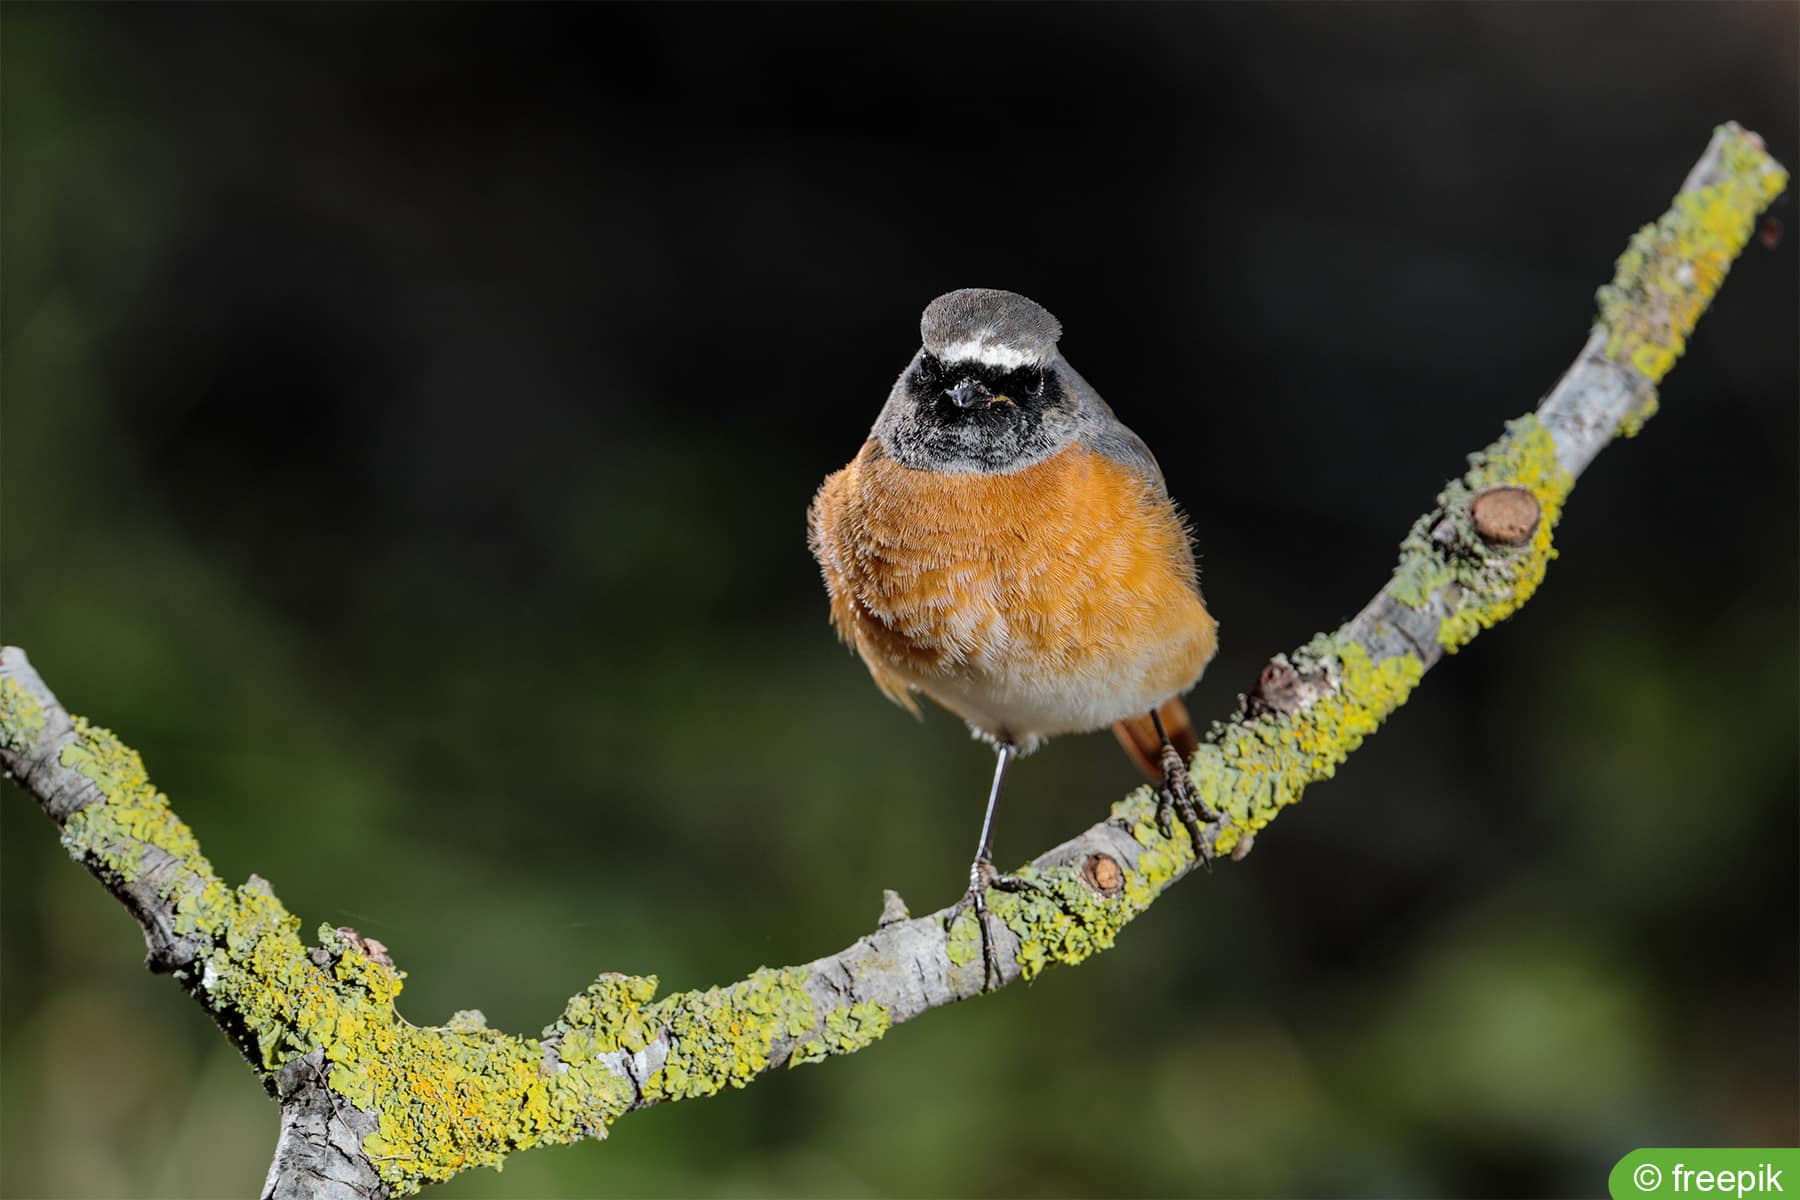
935,338,1041,370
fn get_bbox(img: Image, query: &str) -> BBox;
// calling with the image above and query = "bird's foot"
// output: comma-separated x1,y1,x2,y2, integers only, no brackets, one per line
947,856,1029,992
1155,742,1220,865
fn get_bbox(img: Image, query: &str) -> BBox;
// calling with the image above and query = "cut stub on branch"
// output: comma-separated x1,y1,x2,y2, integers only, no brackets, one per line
1470,486,1541,546
0,123,1786,1199
1081,852,1126,897
1245,657,1333,719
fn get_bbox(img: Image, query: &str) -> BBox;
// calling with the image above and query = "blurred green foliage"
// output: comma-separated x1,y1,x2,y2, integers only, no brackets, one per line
3,5,1795,1198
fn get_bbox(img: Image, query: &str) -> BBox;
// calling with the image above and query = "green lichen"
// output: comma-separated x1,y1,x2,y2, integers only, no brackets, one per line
30,705,896,1194
793,1000,892,1064
343,963,605,1185
1192,640,1424,859
546,971,663,1061
634,967,821,1102
970,636,1425,970
0,676,46,755
176,896,642,1191
1379,127,1785,659
1597,123,1788,406
446,1009,490,1033
1388,415,1574,652
59,717,212,884
988,862,1142,981
945,907,982,967
40,710,612,1188
302,952,876,1193
542,965,881,1108
827,1001,891,1050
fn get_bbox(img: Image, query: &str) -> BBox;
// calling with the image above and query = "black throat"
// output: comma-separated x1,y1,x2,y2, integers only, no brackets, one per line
884,353,1067,473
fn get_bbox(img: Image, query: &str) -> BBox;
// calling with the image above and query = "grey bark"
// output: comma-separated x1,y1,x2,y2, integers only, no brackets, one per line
262,1054,387,1200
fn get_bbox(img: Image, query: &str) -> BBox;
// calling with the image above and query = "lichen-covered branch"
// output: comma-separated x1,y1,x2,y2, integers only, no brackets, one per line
0,124,1785,1200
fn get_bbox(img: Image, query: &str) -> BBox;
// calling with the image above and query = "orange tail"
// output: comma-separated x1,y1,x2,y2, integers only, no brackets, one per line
1112,696,1199,783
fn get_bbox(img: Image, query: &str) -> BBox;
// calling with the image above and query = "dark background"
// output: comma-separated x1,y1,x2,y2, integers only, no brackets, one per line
3,4,1795,1197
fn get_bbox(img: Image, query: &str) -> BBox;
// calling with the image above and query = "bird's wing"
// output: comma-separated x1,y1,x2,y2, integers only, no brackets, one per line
1057,356,1169,492
1083,414,1167,491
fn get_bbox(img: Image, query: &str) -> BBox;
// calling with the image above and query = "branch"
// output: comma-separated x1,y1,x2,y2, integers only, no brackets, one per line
0,124,1785,1199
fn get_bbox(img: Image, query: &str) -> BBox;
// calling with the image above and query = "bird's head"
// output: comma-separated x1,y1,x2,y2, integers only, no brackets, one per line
876,288,1081,473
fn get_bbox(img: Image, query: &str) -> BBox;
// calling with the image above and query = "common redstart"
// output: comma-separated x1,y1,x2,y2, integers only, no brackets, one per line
807,288,1219,984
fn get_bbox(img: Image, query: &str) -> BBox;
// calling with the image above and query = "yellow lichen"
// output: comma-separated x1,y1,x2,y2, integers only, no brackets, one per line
1195,641,1425,859
59,717,213,885
989,862,1140,980
944,907,983,968
34,703,885,1194
960,636,1425,976
1597,123,1788,410
0,675,47,755
632,969,821,1102
804,1000,893,1061
1385,415,1574,652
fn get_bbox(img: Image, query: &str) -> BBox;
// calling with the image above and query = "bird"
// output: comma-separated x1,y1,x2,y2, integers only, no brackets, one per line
806,287,1219,985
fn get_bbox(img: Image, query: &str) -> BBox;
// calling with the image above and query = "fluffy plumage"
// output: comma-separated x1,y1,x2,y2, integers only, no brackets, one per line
808,440,1216,753
808,286,1218,762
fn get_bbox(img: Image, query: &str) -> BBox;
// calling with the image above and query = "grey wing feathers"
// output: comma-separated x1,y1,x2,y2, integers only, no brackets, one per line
1056,356,1169,491
1085,417,1167,490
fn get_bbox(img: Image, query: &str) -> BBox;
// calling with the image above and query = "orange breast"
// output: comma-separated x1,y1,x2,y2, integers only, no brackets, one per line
807,439,1217,744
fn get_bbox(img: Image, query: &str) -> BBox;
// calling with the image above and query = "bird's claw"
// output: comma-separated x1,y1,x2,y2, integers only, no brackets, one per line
1156,743,1219,865
948,856,1028,992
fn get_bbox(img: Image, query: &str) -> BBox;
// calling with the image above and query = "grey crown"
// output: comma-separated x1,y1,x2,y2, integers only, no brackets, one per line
920,288,1063,363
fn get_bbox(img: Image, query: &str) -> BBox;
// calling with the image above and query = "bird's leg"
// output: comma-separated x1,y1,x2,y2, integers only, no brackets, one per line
946,741,1027,991
1150,708,1219,864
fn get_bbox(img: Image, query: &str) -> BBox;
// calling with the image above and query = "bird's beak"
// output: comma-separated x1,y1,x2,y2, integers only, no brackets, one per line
948,379,983,408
